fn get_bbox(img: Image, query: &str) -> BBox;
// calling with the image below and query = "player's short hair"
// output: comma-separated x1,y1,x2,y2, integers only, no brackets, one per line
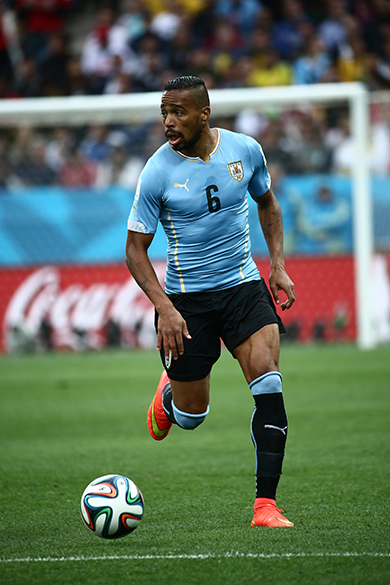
163,76,210,109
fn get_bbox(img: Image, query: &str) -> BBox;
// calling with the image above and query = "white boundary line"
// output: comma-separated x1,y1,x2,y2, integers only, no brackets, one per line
1,552,389,563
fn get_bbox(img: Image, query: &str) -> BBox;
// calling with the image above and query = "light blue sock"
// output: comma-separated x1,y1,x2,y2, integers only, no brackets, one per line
249,372,283,396
172,402,209,430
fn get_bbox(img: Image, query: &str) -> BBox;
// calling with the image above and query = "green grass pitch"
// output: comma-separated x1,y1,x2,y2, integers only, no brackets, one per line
0,344,389,584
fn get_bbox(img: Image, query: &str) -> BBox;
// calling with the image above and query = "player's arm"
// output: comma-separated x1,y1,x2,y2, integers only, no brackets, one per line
125,230,191,360
255,188,295,311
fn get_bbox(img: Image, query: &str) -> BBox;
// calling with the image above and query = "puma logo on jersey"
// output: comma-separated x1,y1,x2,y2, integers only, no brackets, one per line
174,179,189,191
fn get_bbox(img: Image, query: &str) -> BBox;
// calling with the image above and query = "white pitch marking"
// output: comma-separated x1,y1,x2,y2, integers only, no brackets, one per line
1,552,389,563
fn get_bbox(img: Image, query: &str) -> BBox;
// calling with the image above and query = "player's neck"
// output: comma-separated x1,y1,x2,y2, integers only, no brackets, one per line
181,128,218,163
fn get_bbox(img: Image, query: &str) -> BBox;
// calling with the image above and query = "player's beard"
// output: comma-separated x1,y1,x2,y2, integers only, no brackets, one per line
170,121,203,153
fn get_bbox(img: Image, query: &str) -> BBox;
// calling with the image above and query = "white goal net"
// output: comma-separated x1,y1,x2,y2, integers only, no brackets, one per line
0,82,389,353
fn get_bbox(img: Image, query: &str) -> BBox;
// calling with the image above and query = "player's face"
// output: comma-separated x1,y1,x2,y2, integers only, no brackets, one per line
160,90,209,154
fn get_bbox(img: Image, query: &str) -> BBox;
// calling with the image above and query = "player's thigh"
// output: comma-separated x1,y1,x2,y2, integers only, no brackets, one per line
170,375,210,414
233,323,280,384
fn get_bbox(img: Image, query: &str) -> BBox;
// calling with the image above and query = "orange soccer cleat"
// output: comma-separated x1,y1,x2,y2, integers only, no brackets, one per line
251,498,294,527
147,371,173,441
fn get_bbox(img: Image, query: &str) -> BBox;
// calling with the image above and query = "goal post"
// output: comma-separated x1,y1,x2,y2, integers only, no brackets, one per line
0,82,376,349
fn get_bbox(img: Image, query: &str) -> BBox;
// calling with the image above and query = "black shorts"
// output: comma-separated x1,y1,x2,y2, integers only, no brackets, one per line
155,279,285,382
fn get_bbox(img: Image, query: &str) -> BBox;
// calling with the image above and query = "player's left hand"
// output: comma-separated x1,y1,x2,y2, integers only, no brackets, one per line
269,265,295,311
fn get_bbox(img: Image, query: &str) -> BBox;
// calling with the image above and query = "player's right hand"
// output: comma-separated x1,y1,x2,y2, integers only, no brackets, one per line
157,305,191,362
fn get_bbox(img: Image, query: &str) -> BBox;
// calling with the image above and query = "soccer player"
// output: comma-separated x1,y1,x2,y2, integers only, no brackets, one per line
125,76,296,527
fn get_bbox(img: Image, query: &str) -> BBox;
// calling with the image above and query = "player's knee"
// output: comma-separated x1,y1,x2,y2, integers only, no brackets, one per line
172,402,209,430
249,371,282,396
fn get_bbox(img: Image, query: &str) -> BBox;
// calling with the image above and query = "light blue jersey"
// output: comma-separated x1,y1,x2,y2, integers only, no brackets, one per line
127,128,271,294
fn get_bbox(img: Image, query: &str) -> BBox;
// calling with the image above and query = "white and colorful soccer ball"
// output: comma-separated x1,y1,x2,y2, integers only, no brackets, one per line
80,474,144,539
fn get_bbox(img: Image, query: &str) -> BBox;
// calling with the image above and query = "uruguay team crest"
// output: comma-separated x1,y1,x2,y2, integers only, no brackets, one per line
227,161,244,182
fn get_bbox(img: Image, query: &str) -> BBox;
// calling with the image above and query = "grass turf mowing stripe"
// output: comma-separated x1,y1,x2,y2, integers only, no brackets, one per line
1,552,390,563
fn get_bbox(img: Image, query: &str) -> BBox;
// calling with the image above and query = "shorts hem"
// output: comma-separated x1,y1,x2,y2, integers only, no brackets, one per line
165,370,211,383
229,320,286,357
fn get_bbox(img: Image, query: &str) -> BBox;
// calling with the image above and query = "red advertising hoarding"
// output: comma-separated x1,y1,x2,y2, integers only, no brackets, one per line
0,257,360,353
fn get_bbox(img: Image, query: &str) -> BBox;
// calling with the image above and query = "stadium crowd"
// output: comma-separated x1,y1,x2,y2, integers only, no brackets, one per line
1,0,390,189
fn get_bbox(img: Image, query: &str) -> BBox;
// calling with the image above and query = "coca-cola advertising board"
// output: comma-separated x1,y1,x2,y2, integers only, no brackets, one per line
0,263,167,353
0,256,365,354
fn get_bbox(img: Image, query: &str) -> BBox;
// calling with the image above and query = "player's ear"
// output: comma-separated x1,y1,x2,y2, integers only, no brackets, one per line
201,106,211,123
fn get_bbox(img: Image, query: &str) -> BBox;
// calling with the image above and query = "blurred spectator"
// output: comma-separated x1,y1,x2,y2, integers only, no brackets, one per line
15,0,74,60
292,30,332,84
80,9,115,94
0,2,13,82
9,126,35,168
11,137,56,187
150,0,185,42
166,22,194,75
254,4,274,33
103,55,137,94
271,0,309,61
248,47,292,87
329,110,353,175
317,0,350,58
0,73,15,97
248,26,273,69
45,126,74,172
190,0,218,47
219,54,253,88
81,7,138,94
369,37,390,89
330,107,390,176
358,0,390,55
183,46,213,79
0,156,9,188
132,31,169,91
38,33,70,96
292,115,332,174
266,161,301,254
79,125,111,164
12,56,41,96
0,134,10,188
57,149,96,188
214,0,263,37
370,110,390,175
294,181,351,254
116,0,150,45
337,27,370,83
95,143,144,190
256,115,296,174
234,108,268,137
179,0,208,15
140,119,166,158
65,55,89,95
210,19,244,81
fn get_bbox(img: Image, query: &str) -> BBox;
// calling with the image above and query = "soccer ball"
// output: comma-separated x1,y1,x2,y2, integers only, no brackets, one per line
80,474,144,539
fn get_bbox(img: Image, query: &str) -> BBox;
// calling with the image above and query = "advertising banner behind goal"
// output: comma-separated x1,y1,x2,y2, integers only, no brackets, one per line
1,257,377,354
